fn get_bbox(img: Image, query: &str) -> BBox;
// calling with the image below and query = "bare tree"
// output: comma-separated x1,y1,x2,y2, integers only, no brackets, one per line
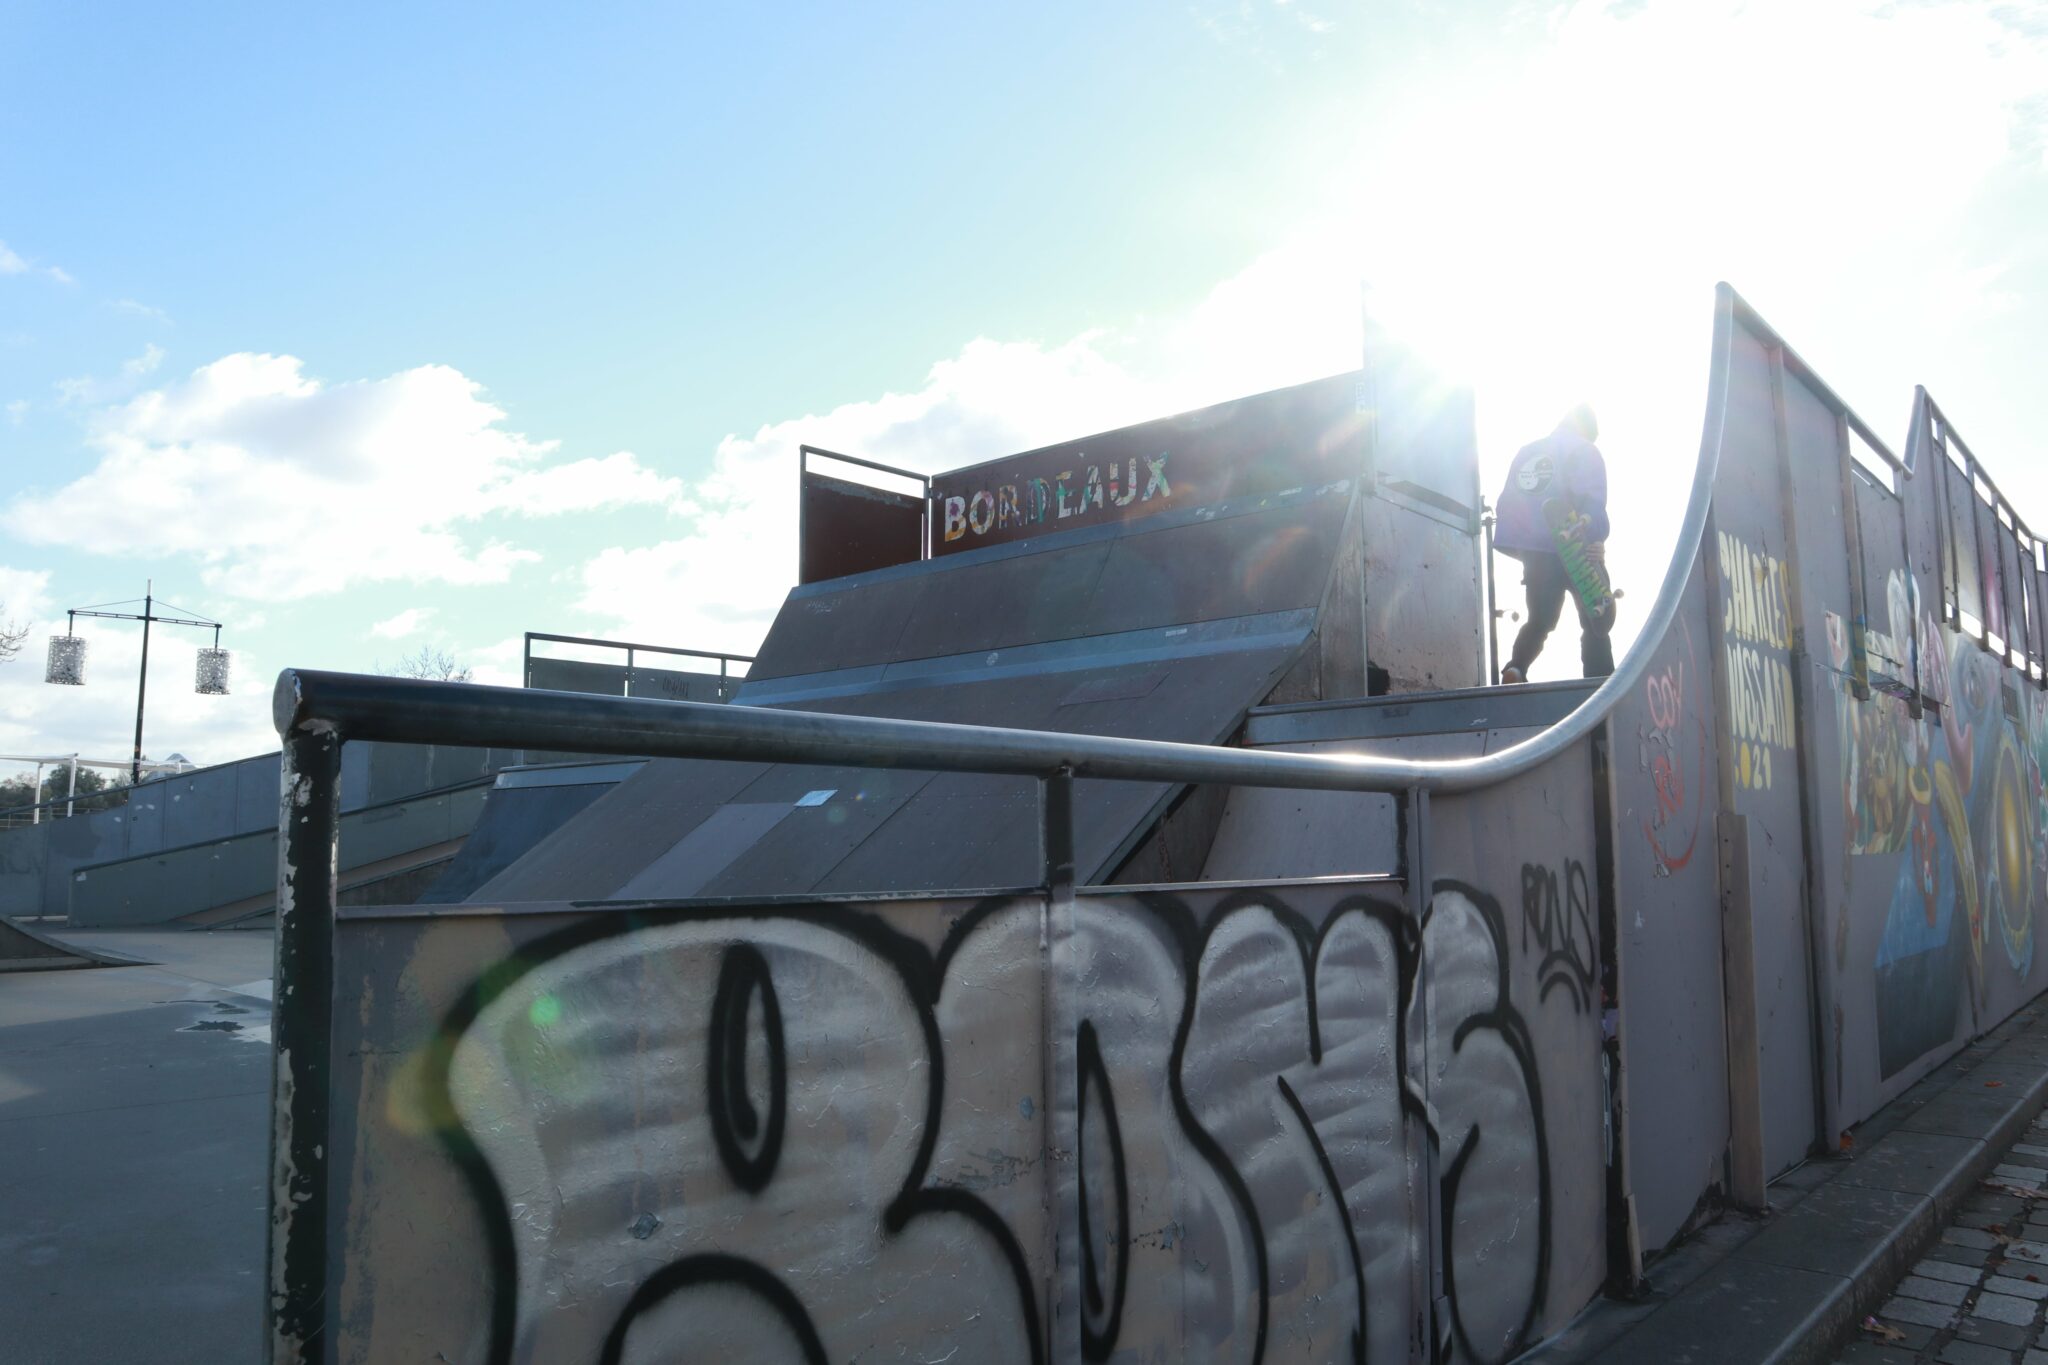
385,645,474,684
0,607,25,663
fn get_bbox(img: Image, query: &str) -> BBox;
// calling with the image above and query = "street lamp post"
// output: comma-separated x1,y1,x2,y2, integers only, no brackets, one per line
45,581,231,785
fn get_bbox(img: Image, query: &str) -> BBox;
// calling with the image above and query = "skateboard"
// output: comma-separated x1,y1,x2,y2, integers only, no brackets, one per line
1543,497,1617,627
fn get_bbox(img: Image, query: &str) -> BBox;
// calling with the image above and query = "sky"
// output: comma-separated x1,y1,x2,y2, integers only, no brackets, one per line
1,0,2044,773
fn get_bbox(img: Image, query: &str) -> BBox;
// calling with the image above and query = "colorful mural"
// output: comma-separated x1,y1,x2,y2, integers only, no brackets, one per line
1827,571,2048,1077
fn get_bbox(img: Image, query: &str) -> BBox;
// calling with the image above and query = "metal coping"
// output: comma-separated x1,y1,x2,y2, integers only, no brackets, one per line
1247,678,1601,746
491,760,647,789
736,608,1318,707
333,873,1407,922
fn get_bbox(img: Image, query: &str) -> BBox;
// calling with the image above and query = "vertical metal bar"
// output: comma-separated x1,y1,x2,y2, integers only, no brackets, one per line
1900,445,1924,717
2035,545,2048,690
132,585,153,786
1037,764,1074,1354
521,632,532,689
66,756,77,819
269,727,343,1365
1482,505,1501,686
1403,786,1448,1362
1834,411,1870,700
1966,454,1993,653
1933,428,1961,629
625,646,636,699
797,448,809,584
1040,767,1075,897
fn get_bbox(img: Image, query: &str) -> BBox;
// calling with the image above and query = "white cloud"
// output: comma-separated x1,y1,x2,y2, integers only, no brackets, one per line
110,298,171,324
5,399,24,425
55,342,167,405
0,239,73,284
480,451,682,517
5,353,678,602
369,607,434,640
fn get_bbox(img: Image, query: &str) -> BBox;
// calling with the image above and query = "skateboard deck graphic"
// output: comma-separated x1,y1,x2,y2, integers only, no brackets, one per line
1543,496,1615,625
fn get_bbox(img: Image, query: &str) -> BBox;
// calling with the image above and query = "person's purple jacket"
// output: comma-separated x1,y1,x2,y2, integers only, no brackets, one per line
1494,422,1608,557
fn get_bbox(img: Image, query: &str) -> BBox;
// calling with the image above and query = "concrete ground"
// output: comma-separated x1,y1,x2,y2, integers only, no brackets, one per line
1838,1115,2048,1364
0,928,272,1365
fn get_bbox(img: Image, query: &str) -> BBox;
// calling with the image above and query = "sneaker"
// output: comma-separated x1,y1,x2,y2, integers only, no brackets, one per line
1500,665,1526,685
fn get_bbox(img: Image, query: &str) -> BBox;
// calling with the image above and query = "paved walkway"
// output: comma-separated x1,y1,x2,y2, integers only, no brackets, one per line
1840,1113,2048,1365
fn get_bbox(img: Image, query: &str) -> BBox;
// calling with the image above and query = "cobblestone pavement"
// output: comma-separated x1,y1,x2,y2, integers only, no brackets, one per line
1837,1109,2048,1364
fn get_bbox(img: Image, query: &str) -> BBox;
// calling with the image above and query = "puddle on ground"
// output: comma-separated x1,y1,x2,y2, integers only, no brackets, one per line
184,1019,243,1034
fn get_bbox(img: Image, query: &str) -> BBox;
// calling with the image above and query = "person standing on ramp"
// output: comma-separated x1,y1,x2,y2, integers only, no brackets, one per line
1494,403,1615,683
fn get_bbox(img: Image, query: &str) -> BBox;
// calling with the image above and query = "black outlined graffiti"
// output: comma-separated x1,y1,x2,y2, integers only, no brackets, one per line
706,943,785,1193
415,880,1576,1365
1075,1019,1129,1361
1519,859,1598,1013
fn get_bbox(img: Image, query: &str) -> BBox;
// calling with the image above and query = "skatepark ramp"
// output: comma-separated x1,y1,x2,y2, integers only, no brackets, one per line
257,285,2048,1365
0,916,133,971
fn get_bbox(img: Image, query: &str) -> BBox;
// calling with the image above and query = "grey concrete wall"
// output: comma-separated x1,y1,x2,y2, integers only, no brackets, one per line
67,783,490,927
0,741,567,920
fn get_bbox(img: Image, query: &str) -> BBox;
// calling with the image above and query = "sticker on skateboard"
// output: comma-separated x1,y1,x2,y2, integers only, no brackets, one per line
1543,496,1616,625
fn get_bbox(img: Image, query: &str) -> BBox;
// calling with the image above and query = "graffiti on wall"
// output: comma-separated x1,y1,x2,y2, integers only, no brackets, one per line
1638,622,1708,877
1827,570,2048,1077
1717,530,1798,792
385,881,1585,1365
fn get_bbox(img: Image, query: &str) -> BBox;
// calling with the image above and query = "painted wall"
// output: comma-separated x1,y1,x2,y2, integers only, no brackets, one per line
322,757,1600,1365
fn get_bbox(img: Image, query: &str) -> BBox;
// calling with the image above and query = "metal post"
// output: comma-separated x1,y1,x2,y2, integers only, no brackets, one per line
131,583,153,786
1041,767,1075,898
268,727,343,1365
65,756,77,818
30,760,42,824
1402,786,1449,1359
1482,504,1501,685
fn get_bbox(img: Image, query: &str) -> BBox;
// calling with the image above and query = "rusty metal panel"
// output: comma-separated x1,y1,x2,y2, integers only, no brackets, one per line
798,469,924,586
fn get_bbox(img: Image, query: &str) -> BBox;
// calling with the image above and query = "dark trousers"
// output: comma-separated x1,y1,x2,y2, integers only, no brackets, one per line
1508,551,1614,678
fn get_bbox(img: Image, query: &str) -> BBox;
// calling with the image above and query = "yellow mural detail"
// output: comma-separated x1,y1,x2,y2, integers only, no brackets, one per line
1719,530,1797,791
